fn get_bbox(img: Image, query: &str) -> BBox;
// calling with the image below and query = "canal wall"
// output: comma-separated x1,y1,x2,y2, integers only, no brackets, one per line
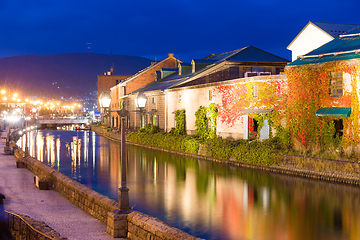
90,125,360,186
12,144,201,239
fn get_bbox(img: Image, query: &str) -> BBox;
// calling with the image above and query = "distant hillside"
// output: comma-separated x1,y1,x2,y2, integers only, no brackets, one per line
0,53,152,99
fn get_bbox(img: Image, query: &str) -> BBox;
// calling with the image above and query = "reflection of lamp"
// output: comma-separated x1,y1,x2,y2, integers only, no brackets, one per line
116,101,131,213
99,92,112,126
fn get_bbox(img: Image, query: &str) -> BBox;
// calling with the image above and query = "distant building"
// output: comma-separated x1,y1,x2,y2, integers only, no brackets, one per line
109,53,182,129
97,67,131,101
287,21,359,61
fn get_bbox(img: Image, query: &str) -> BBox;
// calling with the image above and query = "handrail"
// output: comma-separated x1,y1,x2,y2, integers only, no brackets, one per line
4,210,57,240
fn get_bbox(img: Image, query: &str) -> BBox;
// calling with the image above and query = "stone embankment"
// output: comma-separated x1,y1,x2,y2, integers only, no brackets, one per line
91,125,360,187
12,142,201,239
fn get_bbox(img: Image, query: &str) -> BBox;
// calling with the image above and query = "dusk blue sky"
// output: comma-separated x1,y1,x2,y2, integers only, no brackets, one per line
1,0,360,62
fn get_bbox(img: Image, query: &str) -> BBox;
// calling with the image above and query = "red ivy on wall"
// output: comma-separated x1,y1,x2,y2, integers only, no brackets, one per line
285,60,358,147
214,78,287,127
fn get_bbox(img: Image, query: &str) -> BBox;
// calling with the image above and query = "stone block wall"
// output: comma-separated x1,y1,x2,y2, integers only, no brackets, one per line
5,211,66,240
127,212,201,240
13,142,202,239
14,148,118,224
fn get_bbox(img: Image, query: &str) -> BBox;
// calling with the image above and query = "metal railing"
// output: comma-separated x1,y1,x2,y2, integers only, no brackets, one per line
4,210,58,240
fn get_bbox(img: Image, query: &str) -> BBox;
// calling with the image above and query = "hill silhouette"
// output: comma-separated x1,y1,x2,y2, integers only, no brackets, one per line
0,53,152,99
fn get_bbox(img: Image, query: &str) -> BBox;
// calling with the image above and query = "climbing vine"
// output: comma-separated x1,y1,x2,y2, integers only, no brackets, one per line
214,77,287,138
172,109,186,135
195,103,218,139
208,103,218,138
285,60,360,149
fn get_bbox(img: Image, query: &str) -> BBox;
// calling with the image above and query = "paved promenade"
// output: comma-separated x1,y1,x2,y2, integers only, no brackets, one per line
0,131,118,239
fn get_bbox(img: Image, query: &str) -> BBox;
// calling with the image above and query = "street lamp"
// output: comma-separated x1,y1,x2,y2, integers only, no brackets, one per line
116,101,131,213
135,93,147,109
99,92,111,126
135,93,147,129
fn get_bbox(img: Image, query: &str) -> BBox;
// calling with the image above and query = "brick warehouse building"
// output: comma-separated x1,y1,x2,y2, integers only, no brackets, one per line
109,53,182,129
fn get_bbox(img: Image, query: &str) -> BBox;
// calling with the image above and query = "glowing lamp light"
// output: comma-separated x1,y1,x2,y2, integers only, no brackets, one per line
99,92,111,108
6,115,20,122
135,93,147,109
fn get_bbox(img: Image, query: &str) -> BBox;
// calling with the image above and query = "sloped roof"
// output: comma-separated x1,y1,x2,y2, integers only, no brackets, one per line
287,21,359,49
312,21,359,38
134,46,289,93
119,55,182,86
132,71,193,93
169,46,289,88
226,46,289,63
288,26,360,67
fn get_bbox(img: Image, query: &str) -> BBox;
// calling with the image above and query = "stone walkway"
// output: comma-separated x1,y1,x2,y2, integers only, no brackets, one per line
0,131,119,239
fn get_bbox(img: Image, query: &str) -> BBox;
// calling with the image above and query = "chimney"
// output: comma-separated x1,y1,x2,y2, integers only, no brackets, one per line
168,53,174,58
110,67,114,75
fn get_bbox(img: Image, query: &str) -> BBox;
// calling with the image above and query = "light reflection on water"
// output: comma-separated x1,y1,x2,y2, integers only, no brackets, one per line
18,130,360,240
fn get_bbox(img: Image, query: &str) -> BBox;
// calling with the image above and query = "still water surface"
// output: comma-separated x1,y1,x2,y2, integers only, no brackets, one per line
18,130,360,240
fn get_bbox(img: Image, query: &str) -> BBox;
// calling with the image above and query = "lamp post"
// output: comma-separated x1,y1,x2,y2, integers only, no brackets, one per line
135,93,147,128
116,101,131,213
115,93,146,213
99,92,111,126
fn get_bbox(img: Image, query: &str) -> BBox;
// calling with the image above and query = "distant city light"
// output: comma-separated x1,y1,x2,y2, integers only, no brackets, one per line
6,115,20,122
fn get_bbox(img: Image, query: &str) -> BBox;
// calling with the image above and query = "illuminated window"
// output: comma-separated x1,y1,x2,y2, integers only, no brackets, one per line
140,115,146,128
329,72,343,97
152,97,156,104
152,115,159,127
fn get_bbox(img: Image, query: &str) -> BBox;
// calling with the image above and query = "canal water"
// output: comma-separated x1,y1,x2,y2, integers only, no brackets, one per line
17,130,360,240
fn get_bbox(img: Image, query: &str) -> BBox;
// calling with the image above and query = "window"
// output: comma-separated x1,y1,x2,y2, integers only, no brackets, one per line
229,66,239,76
276,68,284,74
209,90,213,101
329,72,343,97
126,116,130,128
252,85,258,97
152,97,156,104
179,93,182,103
152,115,159,127
140,115,147,128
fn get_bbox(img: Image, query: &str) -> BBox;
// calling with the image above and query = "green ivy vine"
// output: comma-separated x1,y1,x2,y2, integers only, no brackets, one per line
173,109,186,135
195,103,218,139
